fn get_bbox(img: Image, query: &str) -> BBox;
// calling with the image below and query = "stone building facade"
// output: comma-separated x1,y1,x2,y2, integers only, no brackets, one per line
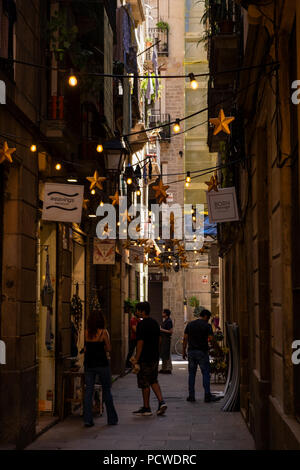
212,0,300,450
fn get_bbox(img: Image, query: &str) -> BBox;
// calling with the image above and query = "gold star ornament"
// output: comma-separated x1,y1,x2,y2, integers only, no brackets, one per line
0,141,16,164
109,191,120,206
82,199,90,210
86,171,106,191
205,171,219,192
209,108,235,135
152,179,170,204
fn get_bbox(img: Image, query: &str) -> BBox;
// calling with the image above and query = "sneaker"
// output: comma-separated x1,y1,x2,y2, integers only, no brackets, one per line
132,407,152,416
84,422,95,428
156,401,167,416
186,396,196,402
204,394,221,403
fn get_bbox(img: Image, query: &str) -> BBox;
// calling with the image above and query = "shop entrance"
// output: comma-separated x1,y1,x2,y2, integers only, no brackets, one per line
36,222,57,432
148,273,163,324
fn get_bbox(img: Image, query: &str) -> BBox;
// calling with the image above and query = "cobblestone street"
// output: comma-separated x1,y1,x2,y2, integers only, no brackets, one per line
27,361,255,451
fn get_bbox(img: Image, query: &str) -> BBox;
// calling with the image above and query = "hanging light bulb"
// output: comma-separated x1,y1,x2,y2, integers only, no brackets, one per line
186,171,191,183
96,143,103,153
100,201,104,206
173,119,181,133
189,73,198,90
55,163,62,171
136,188,141,196
91,189,96,195
30,144,37,153
127,177,132,185
68,70,78,87
117,221,121,227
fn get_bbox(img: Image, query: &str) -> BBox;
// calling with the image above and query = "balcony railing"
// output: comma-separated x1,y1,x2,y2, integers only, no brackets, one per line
148,112,171,141
146,28,169,59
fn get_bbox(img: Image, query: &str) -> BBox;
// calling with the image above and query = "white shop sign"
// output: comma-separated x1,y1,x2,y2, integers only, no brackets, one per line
206,187,239,223
42,183,84,223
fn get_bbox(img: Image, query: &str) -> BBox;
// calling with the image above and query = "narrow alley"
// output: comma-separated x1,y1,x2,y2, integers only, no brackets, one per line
27,361,254,451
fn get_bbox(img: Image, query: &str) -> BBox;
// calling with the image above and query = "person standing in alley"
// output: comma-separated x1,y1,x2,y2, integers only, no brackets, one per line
183,309,221,403
131,301,167,416
159,309,173,374
126,310,141,368
84,309,118,427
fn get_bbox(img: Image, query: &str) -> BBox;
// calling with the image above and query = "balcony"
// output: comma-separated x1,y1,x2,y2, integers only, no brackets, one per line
209,33,239,88
148,112,171,141
146,28,169,59
207,1,241,88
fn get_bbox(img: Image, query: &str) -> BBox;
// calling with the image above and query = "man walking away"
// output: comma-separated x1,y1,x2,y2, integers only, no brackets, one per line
131,301,167,416
159,309,173,374
126,311,141,368
183,309,221,403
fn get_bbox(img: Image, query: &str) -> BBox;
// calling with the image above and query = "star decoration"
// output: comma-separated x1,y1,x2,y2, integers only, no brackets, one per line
209,108,235,136
171,239,181,247
152,179,170,204
120,210,131,223
0,141,16,164
109,191,120,206
82,199,90,211
86,171,106,191
181,262,189,269
205,171,219,192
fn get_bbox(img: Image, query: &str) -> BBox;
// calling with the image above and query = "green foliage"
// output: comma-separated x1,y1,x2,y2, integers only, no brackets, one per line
140,74,162,103
124,298,139,314
47,9,78,62
188,296,200,308
156,20,170,31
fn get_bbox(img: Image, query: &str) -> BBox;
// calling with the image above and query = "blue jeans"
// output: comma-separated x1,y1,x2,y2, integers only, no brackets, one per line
84,366,118,425
188,350,211,398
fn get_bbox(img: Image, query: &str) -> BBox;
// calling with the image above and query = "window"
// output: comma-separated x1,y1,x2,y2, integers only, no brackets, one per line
0,0,17,76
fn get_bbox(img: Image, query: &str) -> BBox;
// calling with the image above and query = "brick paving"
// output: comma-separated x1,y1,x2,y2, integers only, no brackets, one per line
27,360,255,450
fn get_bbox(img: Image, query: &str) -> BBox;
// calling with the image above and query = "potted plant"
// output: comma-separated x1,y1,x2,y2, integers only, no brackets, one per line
218,0,235,34
145,37,153,48
156,20,170,31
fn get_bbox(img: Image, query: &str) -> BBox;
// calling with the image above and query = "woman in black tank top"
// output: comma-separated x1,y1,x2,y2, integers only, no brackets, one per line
83,310,118,427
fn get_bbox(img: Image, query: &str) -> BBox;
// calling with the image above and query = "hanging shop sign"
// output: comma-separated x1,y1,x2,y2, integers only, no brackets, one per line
93,239,116,265
129,246,144,264
206,187,239,223
42,183,84,223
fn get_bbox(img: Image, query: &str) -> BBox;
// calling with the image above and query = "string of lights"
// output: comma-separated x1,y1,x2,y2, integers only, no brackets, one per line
9,57,278,81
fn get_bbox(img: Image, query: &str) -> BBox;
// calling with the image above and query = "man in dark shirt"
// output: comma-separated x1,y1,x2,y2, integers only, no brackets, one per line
159,309,173,374
183,309,220,403
131,301,167,416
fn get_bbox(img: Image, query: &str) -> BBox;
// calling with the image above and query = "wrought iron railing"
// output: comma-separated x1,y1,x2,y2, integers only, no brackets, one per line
148,112,171,141
146,27,169,59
